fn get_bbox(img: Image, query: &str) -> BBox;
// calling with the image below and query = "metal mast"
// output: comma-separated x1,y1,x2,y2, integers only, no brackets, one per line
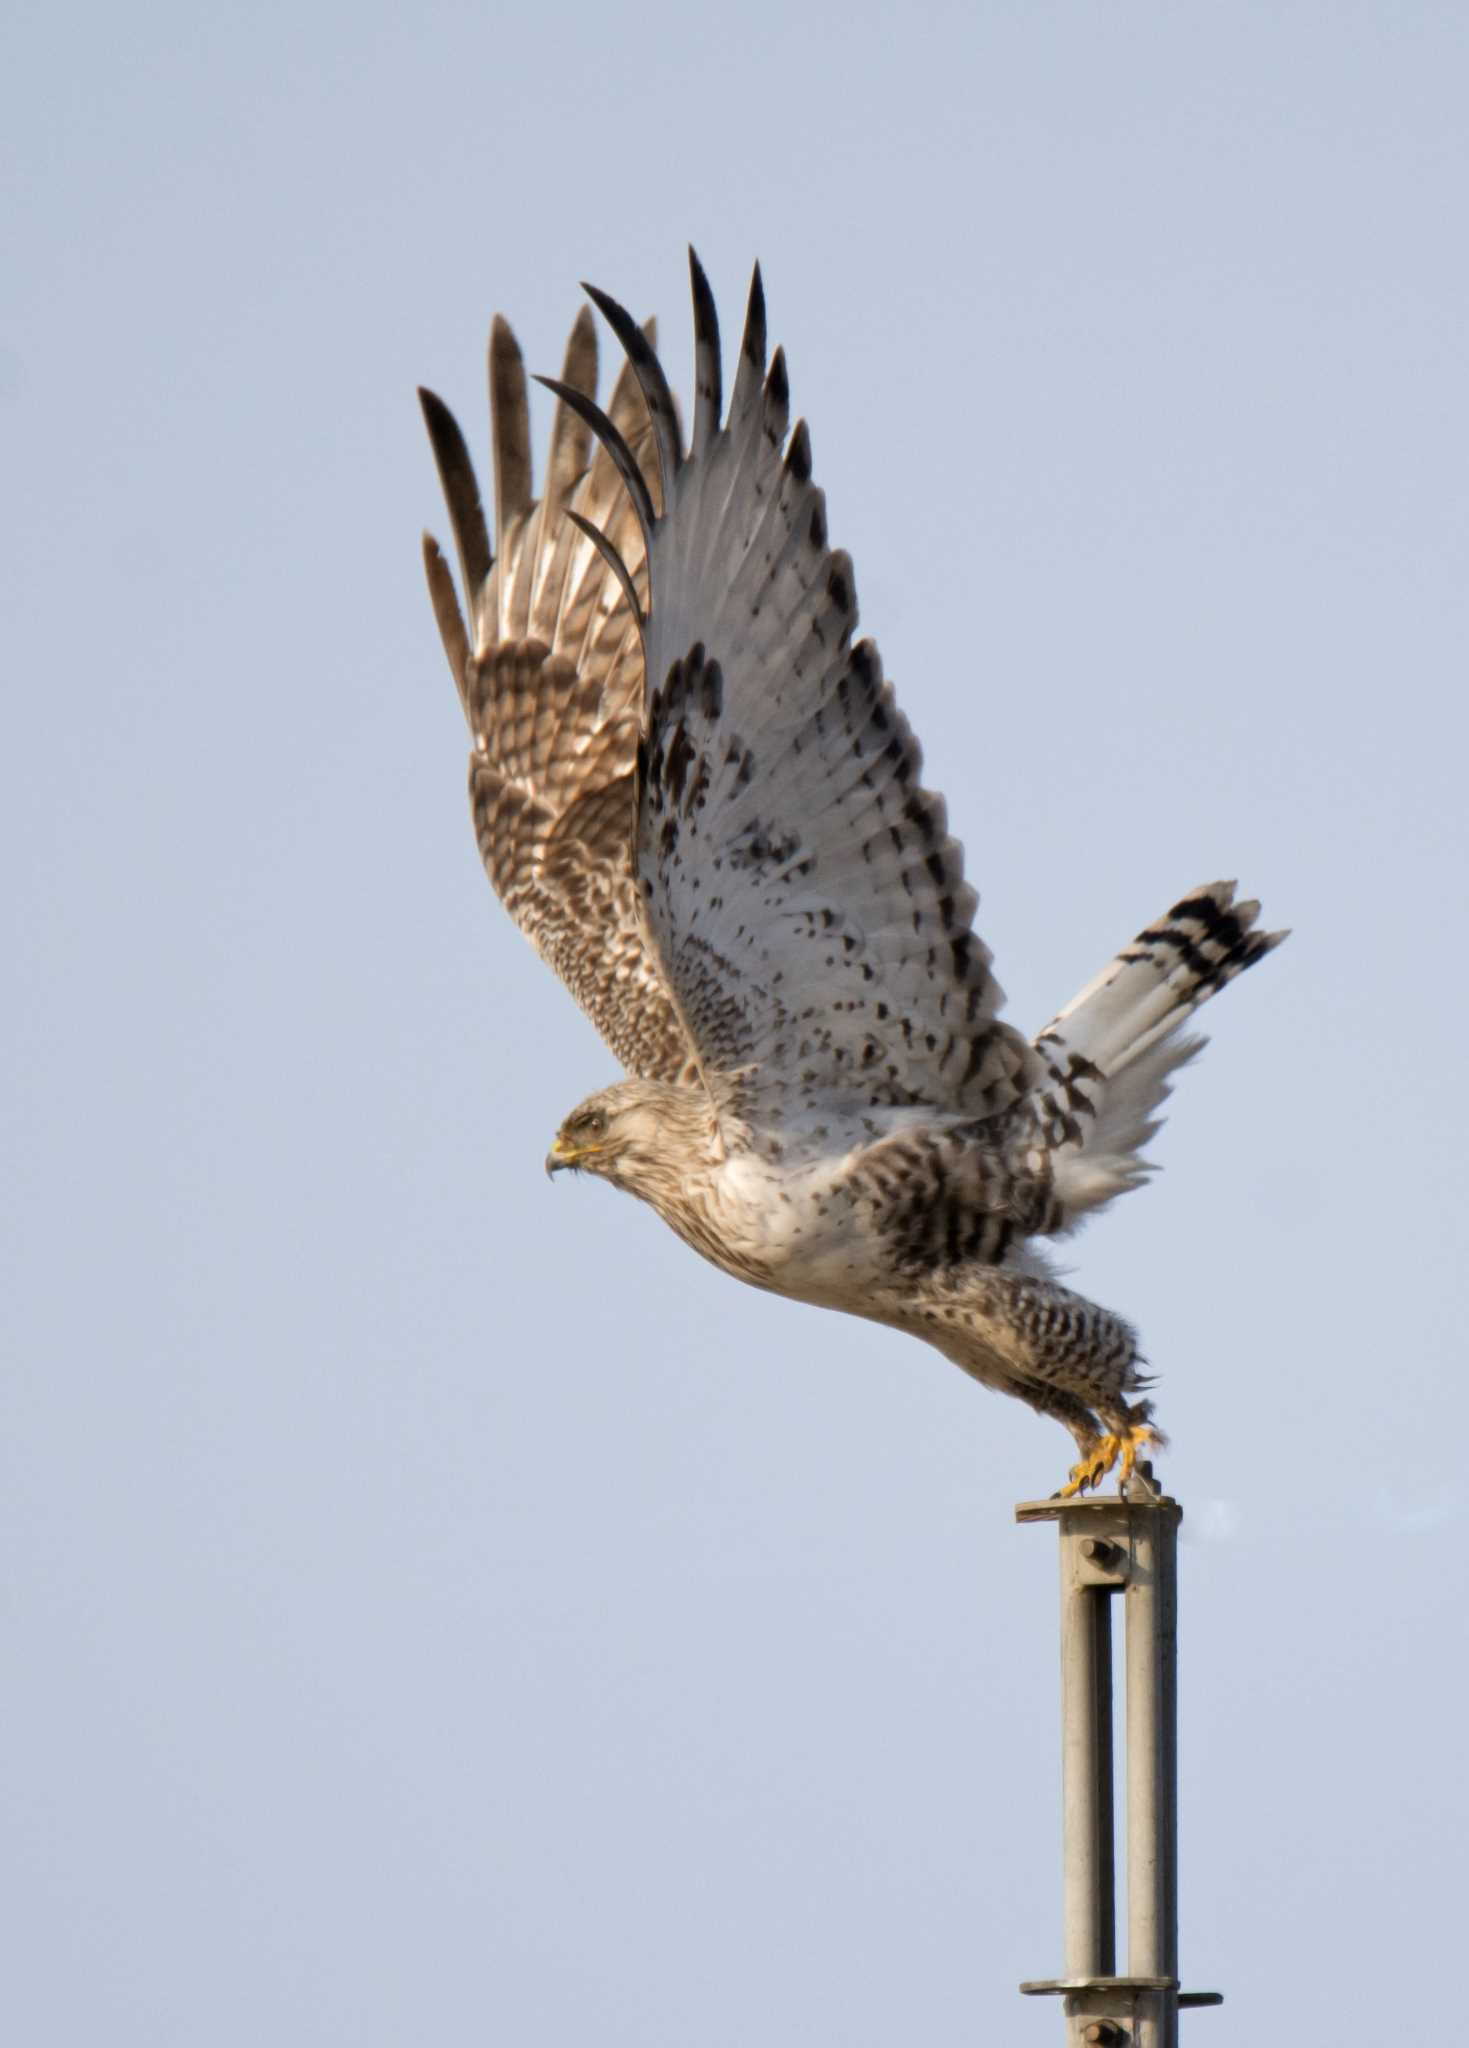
1015,1479,1221,2047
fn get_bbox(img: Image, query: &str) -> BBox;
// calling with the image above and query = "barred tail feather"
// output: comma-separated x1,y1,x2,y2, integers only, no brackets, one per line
1034,881,1286,1224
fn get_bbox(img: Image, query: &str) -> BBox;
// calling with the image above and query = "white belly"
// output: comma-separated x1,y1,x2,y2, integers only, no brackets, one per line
697,1150,882,1303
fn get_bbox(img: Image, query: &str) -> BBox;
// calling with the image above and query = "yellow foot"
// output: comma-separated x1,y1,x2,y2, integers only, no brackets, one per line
1055,1424,1163,1499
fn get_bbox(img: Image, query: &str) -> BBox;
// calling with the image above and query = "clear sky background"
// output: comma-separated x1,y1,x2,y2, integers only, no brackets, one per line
5,3,1467,2041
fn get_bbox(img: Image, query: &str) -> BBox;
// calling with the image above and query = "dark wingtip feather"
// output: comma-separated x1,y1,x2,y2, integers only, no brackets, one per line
581,281,630,331
488,315,533,536
765,346,789,411
421,530,471,704
582,281,683,500
728,264,768,425
763,346,791,448
418,385,493,603
581,284,662,387
532,372,614,442
417,382,455,440
559,303,599,400
564,508,645,631
534,372,656,535
546,309,599,479
742,263,766,366
688,246,722,451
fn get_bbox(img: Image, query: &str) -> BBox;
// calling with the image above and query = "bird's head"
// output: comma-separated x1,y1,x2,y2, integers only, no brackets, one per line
545,1078,717,1202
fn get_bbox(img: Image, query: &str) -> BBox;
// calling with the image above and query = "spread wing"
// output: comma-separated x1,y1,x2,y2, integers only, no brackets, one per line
420,311,695,1083
542,255,1042,1146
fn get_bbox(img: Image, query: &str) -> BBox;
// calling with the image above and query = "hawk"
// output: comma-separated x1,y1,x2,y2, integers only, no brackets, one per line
419,254,1284,1497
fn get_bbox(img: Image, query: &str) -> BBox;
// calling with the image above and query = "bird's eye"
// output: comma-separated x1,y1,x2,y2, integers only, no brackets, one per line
575,1109,607,1137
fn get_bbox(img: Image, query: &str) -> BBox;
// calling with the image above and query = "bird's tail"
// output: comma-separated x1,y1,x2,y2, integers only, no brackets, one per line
1032,882,1285,1227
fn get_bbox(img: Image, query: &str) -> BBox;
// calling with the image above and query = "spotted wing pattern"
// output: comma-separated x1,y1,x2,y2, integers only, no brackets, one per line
420,312,694,1082
549,258,1041,1144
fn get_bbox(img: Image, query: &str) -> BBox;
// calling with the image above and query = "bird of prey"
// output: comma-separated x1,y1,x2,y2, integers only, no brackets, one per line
419,254,1283,1497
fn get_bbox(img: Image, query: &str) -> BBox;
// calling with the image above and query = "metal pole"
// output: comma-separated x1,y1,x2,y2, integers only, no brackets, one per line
1060,1530,1115,1977
1125,1500,1180,2048
1016,1484,1219,2045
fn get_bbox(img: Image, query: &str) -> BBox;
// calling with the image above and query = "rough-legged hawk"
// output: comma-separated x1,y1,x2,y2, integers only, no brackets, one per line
419,255,1284,1496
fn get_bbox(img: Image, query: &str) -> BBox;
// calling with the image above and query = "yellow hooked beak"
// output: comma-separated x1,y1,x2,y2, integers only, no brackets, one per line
545,1136,598,1178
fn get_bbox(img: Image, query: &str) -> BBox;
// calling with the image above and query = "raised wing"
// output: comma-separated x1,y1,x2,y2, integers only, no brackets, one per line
546,255,1041,1141
420,311,694,1083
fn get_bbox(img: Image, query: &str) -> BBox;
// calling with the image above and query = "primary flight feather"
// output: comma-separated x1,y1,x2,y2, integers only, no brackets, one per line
419,253,1283,1496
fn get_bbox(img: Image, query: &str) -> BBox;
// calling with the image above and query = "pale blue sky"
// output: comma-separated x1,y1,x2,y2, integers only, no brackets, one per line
5,3,1467,2041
